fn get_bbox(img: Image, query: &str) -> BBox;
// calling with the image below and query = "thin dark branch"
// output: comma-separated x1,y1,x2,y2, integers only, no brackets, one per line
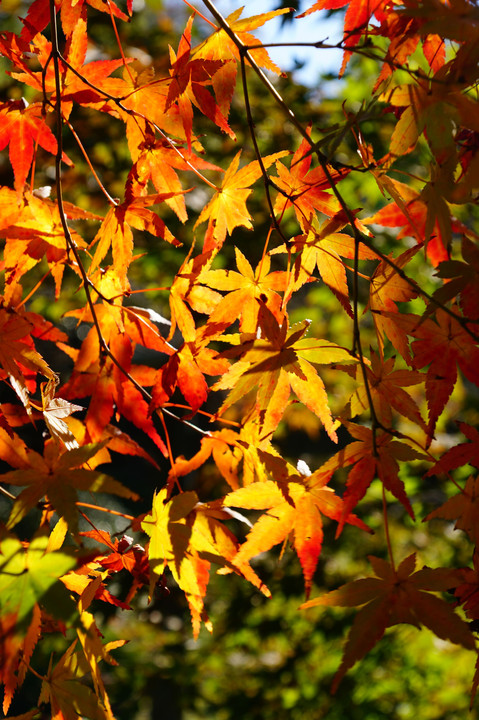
199,0,479,343
47,0,210,442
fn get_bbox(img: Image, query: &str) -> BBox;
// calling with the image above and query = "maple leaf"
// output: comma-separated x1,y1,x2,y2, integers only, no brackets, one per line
130,132,222,223
0,31,31,72
192,6,291,118
363,177,470,266
20,0,129,42
347,350,427,431
213,308,357,440
200,247,288,333
75,606,122,720
166,15,235,152
169,420,278,492
431,235,479,320
368,245,420,362
167,249,222,343
60,402,163,471
386,310,479,441
32,377,84,450
301,553,475,692
81,530,149,604
62,286,173,453
196,5,291,75
142,488,269,636
0,186,23,231
0,425,30,470
380,78,472,166
272,220,377,316
425,475,479,546
89,192,181,288
98,65,186,162
0,303,56,412
224,450,370,597
38,636,121,720
0,99,72,193
61,564,132,611
12,18,126,119
319,422,428,527
272,133,349,230
298,0,388,76
150,323,229,414
168,428,243,490
0,529,77,713
426,422,479,477
370,8,445,90
1,192,96,301
0,607,41,716
3,440,138,536
195,150,288,250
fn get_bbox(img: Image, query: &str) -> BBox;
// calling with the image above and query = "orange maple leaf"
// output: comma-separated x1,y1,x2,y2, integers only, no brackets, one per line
347,350,427,431
37,637,116,720
168,421,278,491
213,307,357,440
0,99,72,193
12,18,126,118
20,0,128,41
89,192,180,288
130,133,222,223
150,323,229,414
3,440,138,535
195,150,288,250
167,250,222,343
368,245,420,362
224,450,370,597
166,15,235,151
200,247,287,333
106,66,186,163
370,9,445,90
63,293,173,453
301,553,475,692
142,488,269,637
192,6,291,118
272,134,349,230
387,310,479,441
319,422,428,527
0,303,56,411
425,475,479,546
168,428,243,490
364,171,470,266
273,219,377,316
1,192,96,301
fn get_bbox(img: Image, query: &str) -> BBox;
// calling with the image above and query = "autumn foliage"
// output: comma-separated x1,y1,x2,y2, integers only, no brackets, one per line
1,0,479,716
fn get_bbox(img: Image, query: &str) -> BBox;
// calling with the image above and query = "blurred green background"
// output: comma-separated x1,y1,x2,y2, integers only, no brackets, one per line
0,1,477,718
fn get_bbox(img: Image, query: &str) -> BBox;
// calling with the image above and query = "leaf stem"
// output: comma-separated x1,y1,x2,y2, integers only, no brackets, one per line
77,502,136,521
382,485,395,573
47,0,210,447
106,0,136,86
0,485,16,500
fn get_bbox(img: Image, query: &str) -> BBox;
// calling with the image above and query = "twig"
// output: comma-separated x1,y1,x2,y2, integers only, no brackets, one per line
47,0,210,445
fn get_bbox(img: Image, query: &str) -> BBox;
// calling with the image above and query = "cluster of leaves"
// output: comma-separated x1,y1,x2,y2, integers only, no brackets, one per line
1,0,479,717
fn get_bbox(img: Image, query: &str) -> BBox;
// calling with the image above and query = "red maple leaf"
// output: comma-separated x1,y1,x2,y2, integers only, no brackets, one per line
0,100,72,193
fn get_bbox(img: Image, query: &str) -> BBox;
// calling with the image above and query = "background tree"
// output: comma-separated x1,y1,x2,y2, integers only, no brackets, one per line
1,0,479,718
